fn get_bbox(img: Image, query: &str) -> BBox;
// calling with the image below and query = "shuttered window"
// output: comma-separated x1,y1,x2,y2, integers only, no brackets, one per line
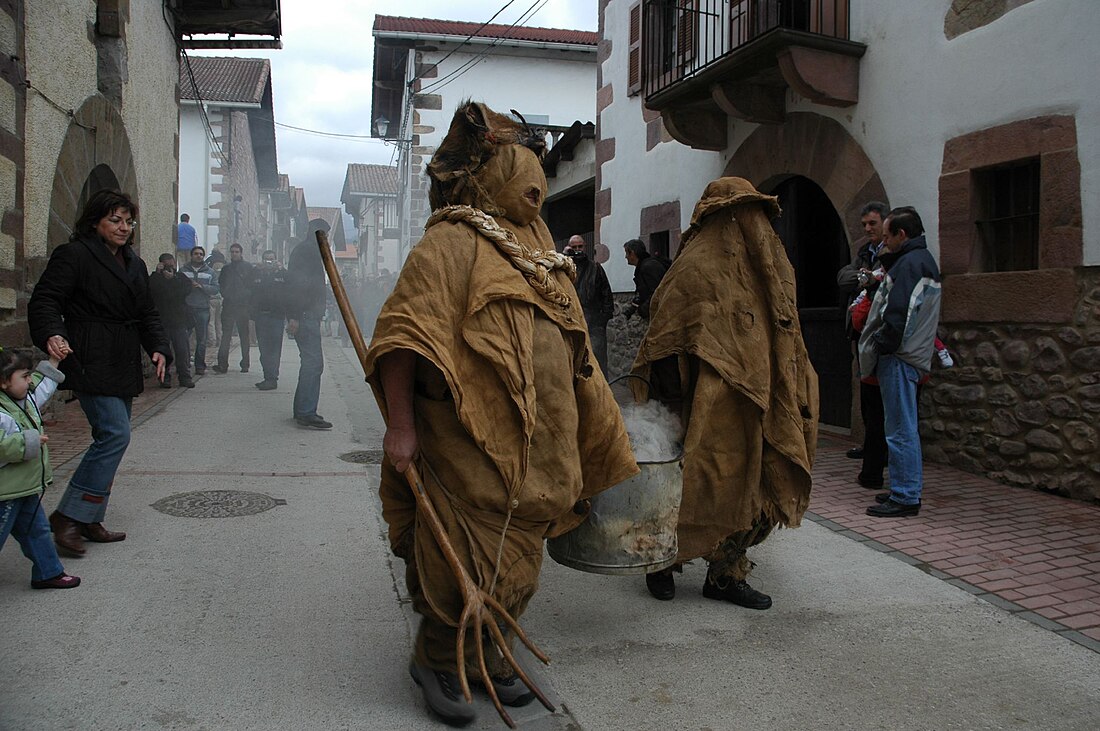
628,2,643,96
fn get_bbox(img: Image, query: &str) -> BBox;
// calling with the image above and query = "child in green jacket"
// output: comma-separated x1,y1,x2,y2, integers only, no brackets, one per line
0,347,80,589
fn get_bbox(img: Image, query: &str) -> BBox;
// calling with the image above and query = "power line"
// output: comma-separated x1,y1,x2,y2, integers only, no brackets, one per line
408,0,521,85
418,0,549,96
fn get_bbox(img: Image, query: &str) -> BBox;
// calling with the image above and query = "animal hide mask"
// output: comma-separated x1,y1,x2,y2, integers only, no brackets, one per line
427,101,549,224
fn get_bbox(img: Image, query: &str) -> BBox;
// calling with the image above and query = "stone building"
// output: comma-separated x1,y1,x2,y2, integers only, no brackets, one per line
341,163,399,276
597,0,1100,501
0,1,282,345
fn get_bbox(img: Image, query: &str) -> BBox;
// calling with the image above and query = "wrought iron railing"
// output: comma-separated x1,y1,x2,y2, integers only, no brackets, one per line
640,0,850,99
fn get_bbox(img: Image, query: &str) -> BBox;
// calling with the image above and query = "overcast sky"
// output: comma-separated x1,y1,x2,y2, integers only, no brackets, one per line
195,0,597,230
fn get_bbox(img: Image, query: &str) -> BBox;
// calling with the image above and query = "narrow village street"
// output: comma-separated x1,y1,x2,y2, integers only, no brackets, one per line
2,340,1098,731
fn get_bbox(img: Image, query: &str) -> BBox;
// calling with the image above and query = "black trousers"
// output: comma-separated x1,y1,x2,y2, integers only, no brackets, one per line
218,303,252,370
860,381,888,482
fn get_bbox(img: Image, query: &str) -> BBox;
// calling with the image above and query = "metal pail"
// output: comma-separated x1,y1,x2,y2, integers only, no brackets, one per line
547,455,683,576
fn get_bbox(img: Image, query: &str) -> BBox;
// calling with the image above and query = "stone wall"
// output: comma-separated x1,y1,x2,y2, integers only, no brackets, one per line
922,266,1100,502
606,292,647,380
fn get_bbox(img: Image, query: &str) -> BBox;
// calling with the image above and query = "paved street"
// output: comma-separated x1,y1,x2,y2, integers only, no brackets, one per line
2,340,1099,730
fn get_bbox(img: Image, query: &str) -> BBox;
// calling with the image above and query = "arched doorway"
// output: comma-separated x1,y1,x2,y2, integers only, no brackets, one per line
724,112,888,433
766,175,851,427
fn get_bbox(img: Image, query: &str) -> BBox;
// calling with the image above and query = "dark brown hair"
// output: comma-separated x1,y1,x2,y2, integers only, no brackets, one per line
71,189,139,242
0,347,35,383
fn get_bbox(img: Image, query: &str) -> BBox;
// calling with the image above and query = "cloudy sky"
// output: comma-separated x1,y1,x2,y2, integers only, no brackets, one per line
196,0,597,226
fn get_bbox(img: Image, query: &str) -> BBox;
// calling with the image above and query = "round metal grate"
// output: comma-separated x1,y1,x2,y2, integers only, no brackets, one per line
152,490,286,518
339,450,385,465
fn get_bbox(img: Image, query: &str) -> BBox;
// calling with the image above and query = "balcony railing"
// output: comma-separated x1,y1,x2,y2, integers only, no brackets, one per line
642,0,850,100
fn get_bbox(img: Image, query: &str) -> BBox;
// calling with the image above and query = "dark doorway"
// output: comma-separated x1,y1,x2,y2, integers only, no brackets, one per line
767,175,851,428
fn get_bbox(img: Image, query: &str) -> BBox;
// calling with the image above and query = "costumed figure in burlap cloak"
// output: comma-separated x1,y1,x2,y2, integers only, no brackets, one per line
363,102,637,725
631,177,818,610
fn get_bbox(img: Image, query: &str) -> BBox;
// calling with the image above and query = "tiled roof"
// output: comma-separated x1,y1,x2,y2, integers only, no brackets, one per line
180,56,270,104
307,206,342,231
374,15,597,46
345,164,398,195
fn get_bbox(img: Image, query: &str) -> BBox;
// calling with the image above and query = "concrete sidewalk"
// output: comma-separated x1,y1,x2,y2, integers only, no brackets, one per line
2,340,1099,730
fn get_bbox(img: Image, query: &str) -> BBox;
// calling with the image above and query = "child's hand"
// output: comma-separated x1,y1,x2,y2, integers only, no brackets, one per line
48,356,61,368
40,435,49,444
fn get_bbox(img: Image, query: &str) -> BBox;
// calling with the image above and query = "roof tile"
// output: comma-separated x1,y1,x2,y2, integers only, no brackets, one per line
180,56,270,104
345,164,399,195
374,15,596,46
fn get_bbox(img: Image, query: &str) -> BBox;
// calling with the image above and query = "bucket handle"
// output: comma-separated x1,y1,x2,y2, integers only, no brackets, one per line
608,373,653,390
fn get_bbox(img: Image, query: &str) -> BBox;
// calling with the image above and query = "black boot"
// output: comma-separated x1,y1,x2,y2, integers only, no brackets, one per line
702,575,772,610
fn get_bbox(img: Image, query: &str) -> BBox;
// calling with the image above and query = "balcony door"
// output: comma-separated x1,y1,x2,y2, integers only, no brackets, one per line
767,175,851,428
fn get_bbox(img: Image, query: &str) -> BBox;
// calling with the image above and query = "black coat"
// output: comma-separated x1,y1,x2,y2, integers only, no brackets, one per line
28,234,171,397
148,270,193,330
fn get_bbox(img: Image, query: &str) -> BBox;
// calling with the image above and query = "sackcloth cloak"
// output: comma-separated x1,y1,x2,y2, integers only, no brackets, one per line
631,177,819,564
364,134,637,672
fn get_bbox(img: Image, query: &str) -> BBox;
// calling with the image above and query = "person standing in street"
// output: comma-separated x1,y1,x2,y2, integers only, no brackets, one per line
213,243,254,374
148,253,195,388
564,234,614,374
250,250,287,391
622,238,669,319
28,189,170,555
286,219,332,429
858,207,942,518
175,213,197,263
179,245,218,376
836,201,890,483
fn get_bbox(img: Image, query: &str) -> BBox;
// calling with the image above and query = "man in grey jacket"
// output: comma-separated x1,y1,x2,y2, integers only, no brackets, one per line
857,207,941,518
179,245,220,375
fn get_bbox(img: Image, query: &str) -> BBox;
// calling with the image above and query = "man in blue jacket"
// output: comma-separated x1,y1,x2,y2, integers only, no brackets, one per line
857,207,942,517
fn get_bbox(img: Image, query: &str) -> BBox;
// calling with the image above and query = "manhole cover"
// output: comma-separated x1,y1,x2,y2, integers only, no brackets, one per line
152,490,286,518
339,450,385,464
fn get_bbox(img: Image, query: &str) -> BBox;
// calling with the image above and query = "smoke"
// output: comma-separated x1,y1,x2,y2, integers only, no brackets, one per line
621,400,682,463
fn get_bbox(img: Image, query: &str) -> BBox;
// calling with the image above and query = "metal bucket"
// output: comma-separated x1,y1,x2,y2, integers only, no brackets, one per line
547,455,683,576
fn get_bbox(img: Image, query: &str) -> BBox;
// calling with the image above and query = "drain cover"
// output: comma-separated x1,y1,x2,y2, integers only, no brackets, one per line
339,450,385,464
152,490,286,518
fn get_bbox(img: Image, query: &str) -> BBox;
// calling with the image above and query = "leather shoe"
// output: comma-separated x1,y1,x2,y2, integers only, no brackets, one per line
180,378,196,388
702,578,772,610
32,573,81,589
49,511,85,556
255,380,277,391
409,660,476,726
211,365,228,374
645,568,675,600
295,414,333,430
857,473,884,489
81,522,126,542
874,491,891,504
846,446,864,459
867,499,921,517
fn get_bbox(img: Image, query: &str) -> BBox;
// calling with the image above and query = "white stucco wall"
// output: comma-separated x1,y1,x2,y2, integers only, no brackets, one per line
179,106,214,249
598,0,1100,292
23,1,98,259
547,137,596,200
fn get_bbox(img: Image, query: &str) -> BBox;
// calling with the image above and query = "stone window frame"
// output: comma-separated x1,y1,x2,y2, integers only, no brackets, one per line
639,200,681,259
938,114,1081,324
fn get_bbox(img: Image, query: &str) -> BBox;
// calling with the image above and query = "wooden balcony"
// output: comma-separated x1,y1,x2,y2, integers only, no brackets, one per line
168,0,282,49
639,0,865,150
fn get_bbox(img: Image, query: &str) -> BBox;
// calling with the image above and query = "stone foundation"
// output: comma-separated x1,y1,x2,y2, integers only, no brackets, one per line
922,266,1100,502
606,293,648,380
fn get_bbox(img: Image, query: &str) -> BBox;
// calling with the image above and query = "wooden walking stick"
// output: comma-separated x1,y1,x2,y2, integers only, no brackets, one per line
315,231,554,727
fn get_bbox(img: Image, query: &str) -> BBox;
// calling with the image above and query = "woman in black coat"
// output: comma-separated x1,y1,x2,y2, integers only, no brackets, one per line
28,189,171,556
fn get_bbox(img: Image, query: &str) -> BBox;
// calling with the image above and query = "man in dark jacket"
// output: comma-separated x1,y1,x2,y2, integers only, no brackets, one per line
623,238,669,319
213,243,254,374
28,189,171,553
285,219,332,428
149,253,195,388
858,207,942,518
565,235,614,374
836,201,889,477
250,250,288,390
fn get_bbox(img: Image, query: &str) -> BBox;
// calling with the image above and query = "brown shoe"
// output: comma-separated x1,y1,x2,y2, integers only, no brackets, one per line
49,511,86,556
81,522,127,543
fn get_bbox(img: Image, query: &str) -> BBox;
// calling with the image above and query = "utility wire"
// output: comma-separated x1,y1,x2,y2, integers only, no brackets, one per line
408,0,521,85
418,0,549,96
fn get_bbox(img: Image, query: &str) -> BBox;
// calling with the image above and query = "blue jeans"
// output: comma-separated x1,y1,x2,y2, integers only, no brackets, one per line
190,306,210,372
1,494,65,582
877,355,922,505
293,317,324,418
57,394,133,523
255,312,285,382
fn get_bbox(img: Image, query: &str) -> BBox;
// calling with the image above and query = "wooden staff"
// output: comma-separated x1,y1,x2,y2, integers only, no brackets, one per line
315,231,554,728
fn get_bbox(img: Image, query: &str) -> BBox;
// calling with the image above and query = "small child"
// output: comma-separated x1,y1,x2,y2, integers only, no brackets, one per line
0,347,80,589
